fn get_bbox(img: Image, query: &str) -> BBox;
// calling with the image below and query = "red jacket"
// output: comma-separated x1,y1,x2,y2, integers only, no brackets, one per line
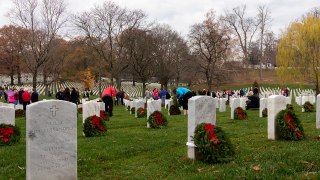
102,87,116,97
22,91,31,102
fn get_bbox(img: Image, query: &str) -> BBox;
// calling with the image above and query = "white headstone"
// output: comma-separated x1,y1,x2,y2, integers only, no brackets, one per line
15,104,23,110
134,100,144,118
187,96,216,160
0,106,15,125
166,100,174,115
230,98,241,119
219,98,227,112
26,100,77,180
267,95,287,140
83,101,100,124
240,97,247,109
165,99,172,109
147,100,162,128
317,94,320,129
259,98,267,118
98,102,105,111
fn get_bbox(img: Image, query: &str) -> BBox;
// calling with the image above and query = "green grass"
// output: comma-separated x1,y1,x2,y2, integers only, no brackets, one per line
1,103,320,179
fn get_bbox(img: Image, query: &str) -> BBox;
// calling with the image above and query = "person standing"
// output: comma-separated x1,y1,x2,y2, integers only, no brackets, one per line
102,86,116,117
56,88,64,100
22,89,31,110
172,87,193,115
31,88,39,103
120,89,125,105
160,88,167,106
153,88,159,100
14,89,19,105
18,88,24,104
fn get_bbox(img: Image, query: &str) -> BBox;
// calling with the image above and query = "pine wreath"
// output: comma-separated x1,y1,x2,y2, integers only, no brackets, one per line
276,104,304,140
148,111,168,128
193,123,235,163
137,108,146,118
169,105,181,115
15,109,25,118
303,101,314,112
131,107,136,115
0,124,21,146
100,110,110,121
78,107,83,114
83,115,107,137
234,107,247,120
262,108,268,117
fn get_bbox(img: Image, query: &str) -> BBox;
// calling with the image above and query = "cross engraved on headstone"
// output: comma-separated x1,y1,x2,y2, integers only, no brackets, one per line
50,105,59,117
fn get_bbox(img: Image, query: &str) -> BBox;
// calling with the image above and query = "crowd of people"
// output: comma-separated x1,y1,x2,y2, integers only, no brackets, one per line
0,86,39,110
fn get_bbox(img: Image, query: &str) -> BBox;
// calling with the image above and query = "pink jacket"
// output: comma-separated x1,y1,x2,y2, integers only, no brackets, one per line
102,87,116,97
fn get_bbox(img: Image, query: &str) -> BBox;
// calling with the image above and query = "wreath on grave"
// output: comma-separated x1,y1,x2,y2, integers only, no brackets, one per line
100,110,110,121
131,107,136,115
303,101,314,112
234,107,247,120
262,108,268,117
15,109,25,118
169,105,181,115
137,108,146,118
276,104,304,141
148,111,168,128
0,124,20,146
78,107,83,114
83,115,107,137
193,123,235,164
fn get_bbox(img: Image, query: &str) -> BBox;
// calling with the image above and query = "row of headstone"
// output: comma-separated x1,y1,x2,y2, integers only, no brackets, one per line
146,99,162,128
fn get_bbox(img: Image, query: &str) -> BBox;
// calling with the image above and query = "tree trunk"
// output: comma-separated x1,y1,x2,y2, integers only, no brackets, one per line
142,82,146,98
43,74,48,96
164,82,168,91
116,77,121,91
10,73,14,86
17,65,21,85
32,70,38,88
132,76,136,86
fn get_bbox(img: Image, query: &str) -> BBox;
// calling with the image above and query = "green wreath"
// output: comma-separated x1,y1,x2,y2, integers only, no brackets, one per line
276,105,304,140
137,108,146,118
169,105,181,115
78,107,83,114
148,111,168,128
262,108,268,117
100,110,110,121
131,107,136,115
83,115,107,137
0,124,21,146
15,109,25,118
193,123,235,163
234,107,247,120
303,101,314,112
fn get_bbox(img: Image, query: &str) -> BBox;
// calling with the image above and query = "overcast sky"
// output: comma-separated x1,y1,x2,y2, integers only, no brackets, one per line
0,0,319,38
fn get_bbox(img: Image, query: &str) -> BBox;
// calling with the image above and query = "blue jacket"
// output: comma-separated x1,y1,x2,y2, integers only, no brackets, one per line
176,87,190,99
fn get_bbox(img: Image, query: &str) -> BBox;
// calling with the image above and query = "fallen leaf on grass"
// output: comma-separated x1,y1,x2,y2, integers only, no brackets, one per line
196,168,204,173
252,166,261,171
305,172,317,176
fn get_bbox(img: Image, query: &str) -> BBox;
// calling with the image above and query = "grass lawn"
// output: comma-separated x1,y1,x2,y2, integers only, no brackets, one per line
1,102,320,179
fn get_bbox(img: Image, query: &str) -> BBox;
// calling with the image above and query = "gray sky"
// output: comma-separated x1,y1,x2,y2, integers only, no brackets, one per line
0,0,319,37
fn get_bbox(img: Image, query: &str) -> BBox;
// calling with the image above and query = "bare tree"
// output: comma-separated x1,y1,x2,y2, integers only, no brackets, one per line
120,28,156,97
73,1,147,93
257,5,271,80
224,5,260,78
189,11,230,92
9,0,67,88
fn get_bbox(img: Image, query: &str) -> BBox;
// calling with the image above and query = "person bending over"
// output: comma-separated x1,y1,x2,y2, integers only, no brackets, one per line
102,86,116,117
172,87,193,115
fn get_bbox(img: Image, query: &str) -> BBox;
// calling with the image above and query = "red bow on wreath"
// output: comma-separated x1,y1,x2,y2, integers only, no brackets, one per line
0,128,14,143
285,113,302,137
154,112,163,125
91,115,105,131
237,108,245,119
100,111,106,121
205,123,219,144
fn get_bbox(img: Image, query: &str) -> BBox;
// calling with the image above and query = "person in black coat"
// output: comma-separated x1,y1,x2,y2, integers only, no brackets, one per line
31,88,39,103
246,88,260,110
63,88,71,102
70,87,78,104
56,88,64,100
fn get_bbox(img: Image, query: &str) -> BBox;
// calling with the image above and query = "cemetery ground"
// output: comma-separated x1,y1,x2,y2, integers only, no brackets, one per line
1,102,320,179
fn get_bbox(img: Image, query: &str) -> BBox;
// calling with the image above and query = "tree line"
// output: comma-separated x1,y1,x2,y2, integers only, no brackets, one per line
0,0,282,96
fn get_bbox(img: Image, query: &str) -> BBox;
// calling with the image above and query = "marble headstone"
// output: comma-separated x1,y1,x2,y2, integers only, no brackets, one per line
219,98,227,112
267,95,287,140
0,106,15,125
15,104,23,110
147,100,162,128
134,100,145,118
187,96,216,160
230,98,241,119
83,101,100,124
165,99,172,109
26,100,77,180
